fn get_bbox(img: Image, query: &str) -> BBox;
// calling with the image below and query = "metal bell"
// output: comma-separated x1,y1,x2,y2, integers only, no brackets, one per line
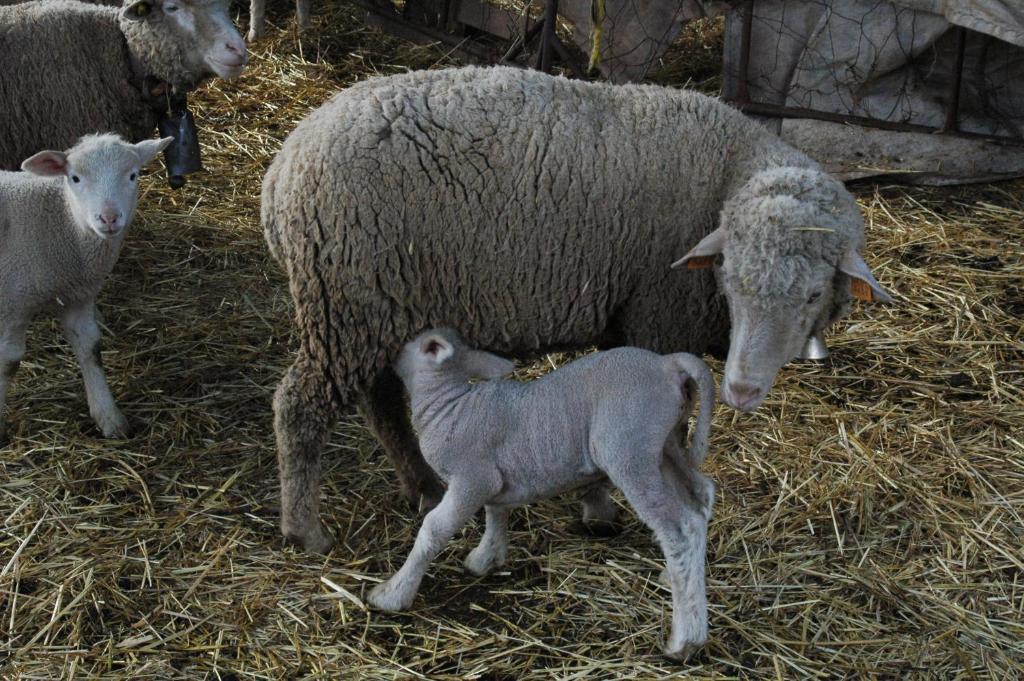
799,332,829,360
158,102,203,189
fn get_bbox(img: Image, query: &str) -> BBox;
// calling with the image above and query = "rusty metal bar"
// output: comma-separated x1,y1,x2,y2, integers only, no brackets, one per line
736,0,754,105
537,0,559,72
732,99,1024,146
942,26,967,133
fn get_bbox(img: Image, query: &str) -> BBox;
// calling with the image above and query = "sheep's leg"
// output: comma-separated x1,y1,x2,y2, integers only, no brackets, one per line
274,351,338,554
357,366,445,512
464,505,510,576
295,0,312,30
0,319,29,443
247,0,266,41
580,480,619,536
604,452,710,662
369,479,491,611
60,303,128,439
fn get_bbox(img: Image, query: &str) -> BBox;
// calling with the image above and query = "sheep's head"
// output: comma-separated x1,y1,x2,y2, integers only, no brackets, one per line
396,329,516,391
121,0,247,85
673,167,891,412
22,134,172,240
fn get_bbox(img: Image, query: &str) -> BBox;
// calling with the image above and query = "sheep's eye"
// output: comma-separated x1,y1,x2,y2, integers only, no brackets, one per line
806,291,822,304
71,175,80,183
129,172,137,181
165,4,179,11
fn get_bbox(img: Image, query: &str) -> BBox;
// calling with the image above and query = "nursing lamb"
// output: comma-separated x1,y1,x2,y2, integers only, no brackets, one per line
0,134,171,441
262,65,891,553
368,329,717,662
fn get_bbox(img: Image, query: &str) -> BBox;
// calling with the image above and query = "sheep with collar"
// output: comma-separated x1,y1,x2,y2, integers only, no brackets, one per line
262,65,891,553
0,133,171,441
368,328,717,662
0,0,246,171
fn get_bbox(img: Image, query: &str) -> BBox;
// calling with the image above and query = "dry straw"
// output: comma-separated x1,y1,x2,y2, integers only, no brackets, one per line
1,3,1022,679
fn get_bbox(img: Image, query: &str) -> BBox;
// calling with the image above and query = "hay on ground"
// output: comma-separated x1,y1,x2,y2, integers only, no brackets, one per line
1,2,1022,678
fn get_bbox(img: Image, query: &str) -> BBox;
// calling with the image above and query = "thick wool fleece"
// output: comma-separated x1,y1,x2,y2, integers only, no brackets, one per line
718,166,861,329
263,65,876,550
0,1,203,170
263,66,821,398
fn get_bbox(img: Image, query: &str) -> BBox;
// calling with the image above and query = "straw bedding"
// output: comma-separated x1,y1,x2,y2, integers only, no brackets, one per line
1,3,1022,678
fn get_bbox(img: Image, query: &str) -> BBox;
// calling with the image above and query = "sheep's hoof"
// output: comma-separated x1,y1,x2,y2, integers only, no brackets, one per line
284,523,334,554
96,410,130,439
246,27,263,42
579,518,622,537
416,484,445,515
663,640,704,663
367,579,414,612
657,567,670,588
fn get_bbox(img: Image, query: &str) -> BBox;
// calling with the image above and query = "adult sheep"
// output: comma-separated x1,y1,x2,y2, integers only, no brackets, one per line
262,66,892,553
0,0,247,171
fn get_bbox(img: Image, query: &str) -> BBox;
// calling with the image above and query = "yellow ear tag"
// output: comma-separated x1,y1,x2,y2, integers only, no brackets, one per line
686,255,717,270
850,278,873,301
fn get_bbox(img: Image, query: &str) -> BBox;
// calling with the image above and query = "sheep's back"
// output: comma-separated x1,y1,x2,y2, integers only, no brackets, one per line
264,67,742,373
0,1,155,169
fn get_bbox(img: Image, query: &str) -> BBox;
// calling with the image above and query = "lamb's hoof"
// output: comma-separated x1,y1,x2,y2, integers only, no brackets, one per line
283,523,335,554
663,639,704,663
368,579,414,612
464,547,505,577
657,567,670,588
247,27,263,42
96,410,130,439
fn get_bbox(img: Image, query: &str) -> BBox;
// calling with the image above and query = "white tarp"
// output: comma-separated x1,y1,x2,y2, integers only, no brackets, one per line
560,0,1024,183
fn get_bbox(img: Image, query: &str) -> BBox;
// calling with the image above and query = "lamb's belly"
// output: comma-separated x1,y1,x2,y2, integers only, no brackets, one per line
490,450,604,507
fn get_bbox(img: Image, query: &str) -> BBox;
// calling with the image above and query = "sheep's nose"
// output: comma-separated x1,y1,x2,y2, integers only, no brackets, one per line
724,381,763,412
98,212,120,225
225,39,248,63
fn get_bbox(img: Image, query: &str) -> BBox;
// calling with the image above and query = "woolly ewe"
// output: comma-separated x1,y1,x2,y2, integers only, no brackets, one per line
262,66,891,553
0,0,246,170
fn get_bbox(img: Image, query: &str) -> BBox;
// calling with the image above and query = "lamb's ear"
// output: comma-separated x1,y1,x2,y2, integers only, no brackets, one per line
21,150,68,177
838,249,892,303
122,0,158,21
671,228,725,269
420,334,454,364
464,350,515,380
135,137,174,165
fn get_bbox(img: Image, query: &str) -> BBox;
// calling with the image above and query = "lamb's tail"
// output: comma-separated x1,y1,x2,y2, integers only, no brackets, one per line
667,353,716,466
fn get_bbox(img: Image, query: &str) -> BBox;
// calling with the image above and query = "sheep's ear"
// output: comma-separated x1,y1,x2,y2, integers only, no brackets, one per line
122,0,158,21
464,350,515,380
838,249,892,303
135,137,174,165
420,334,454,364
21,150,68,177
671,228,725,269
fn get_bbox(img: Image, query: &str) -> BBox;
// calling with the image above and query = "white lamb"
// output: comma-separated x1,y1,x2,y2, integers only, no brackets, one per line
368,328,718,661
0,133,171,441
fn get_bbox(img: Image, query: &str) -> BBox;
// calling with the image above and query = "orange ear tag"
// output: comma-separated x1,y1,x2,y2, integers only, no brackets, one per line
686,256,717,270
850,278,873,301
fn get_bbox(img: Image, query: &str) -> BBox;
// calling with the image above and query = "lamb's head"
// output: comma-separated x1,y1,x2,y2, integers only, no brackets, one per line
22,134,172,240
120,0,248,85
673,167,891,412
395,329,516,392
